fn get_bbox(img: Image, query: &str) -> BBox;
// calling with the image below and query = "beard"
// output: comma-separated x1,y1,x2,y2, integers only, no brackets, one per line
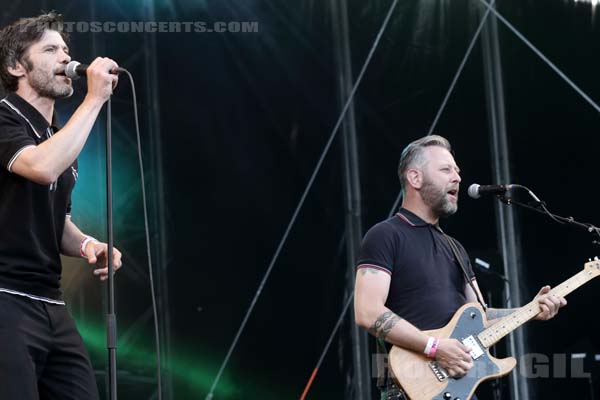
420,176,458,218
24,58,73,99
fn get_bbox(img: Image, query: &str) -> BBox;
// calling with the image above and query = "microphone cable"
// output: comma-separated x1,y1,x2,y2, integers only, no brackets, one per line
118,69,163,399
299,2,496,397
301,0,600,393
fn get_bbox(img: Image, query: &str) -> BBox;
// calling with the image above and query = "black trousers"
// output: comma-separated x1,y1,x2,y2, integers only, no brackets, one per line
0,292,99,400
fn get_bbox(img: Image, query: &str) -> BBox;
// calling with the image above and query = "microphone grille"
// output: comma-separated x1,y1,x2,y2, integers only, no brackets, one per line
467,183,481,199
65,61,81,79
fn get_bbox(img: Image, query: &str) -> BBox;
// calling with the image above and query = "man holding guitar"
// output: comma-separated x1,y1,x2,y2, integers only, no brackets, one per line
354,135,567,399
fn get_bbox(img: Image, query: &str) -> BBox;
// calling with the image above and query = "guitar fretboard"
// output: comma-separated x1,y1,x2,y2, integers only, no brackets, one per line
478,267,598,348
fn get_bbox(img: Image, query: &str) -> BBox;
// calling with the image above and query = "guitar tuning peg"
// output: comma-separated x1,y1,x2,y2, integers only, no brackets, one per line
595,256,599,261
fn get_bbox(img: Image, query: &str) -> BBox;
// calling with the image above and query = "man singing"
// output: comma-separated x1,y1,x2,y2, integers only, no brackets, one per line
0,12,122,399
354,135,567,399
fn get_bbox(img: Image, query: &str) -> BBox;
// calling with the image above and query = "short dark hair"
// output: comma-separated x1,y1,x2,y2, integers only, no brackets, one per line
0,11,69,92
397,135,452,193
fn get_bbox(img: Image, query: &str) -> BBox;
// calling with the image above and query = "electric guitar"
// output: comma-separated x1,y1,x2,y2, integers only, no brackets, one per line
388,259,600,400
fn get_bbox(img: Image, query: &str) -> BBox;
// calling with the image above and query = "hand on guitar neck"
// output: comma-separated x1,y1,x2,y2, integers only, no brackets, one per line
435,282,566,379
439,285,566,378
469,280,567,326
532,285,567,321
385,261,598,400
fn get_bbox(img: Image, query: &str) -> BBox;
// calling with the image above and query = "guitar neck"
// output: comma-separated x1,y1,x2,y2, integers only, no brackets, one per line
478,268,597,348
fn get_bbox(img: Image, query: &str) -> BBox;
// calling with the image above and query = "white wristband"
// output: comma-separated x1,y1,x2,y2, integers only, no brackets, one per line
423,337,435,356
80,236,98,258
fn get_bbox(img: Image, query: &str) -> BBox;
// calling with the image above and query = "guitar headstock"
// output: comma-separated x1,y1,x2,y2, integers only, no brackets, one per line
584,257,600,277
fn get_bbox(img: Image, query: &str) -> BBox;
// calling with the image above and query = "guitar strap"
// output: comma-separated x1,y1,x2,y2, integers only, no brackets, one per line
443,233,488,312
375,213,487,393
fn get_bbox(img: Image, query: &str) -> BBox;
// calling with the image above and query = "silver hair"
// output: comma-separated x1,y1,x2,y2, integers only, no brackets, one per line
397,135,452,193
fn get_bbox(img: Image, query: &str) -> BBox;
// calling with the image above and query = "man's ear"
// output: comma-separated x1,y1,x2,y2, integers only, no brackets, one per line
406,168,422,190
7,61,26,79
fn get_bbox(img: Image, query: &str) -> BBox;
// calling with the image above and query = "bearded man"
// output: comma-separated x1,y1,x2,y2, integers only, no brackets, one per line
0,12,122,399
353,135,566,399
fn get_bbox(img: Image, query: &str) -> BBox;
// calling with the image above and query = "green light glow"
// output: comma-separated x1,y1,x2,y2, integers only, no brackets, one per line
76,319,300,398
68,124,240,396
75,320,237,397
64,108,297,400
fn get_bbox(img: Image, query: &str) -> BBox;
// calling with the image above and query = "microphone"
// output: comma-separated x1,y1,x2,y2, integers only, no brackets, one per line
65,61,124,79
468,183,514,199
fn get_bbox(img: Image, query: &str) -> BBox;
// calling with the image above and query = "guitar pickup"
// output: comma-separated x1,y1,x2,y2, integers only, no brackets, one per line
462,335,484,359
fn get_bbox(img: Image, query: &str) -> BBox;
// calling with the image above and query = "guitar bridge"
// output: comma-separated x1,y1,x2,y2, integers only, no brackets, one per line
428,361,449,382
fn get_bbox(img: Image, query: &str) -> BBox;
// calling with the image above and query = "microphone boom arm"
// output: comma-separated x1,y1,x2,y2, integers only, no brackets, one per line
497,191,600,241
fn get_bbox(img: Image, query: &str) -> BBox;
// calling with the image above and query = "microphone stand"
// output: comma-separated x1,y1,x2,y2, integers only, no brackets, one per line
495,187,600,399
105,97,118,400
496,190,600,241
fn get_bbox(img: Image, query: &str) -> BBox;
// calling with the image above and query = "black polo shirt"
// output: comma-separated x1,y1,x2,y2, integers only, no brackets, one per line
357,208,475,330
0,92,77,301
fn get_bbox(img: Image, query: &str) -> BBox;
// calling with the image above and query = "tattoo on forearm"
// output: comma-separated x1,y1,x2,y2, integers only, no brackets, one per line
381,316,400,338
368,311,392,336
368,311,403,339
486,308,517,320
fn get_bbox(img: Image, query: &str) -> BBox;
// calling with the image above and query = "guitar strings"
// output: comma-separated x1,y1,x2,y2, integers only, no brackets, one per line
299,2,498,396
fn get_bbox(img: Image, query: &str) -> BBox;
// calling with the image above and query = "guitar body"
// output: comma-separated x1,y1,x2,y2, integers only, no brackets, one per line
389,303,517,400
388,260,600,399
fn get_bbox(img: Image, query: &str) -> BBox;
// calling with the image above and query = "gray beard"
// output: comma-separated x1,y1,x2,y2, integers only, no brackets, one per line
420,178,457,219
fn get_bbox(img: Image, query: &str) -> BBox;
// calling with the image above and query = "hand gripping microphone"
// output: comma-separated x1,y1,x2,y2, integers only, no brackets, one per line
65,60,125,79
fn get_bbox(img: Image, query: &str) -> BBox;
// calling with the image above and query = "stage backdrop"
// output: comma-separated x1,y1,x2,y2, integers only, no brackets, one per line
2,0,599,399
